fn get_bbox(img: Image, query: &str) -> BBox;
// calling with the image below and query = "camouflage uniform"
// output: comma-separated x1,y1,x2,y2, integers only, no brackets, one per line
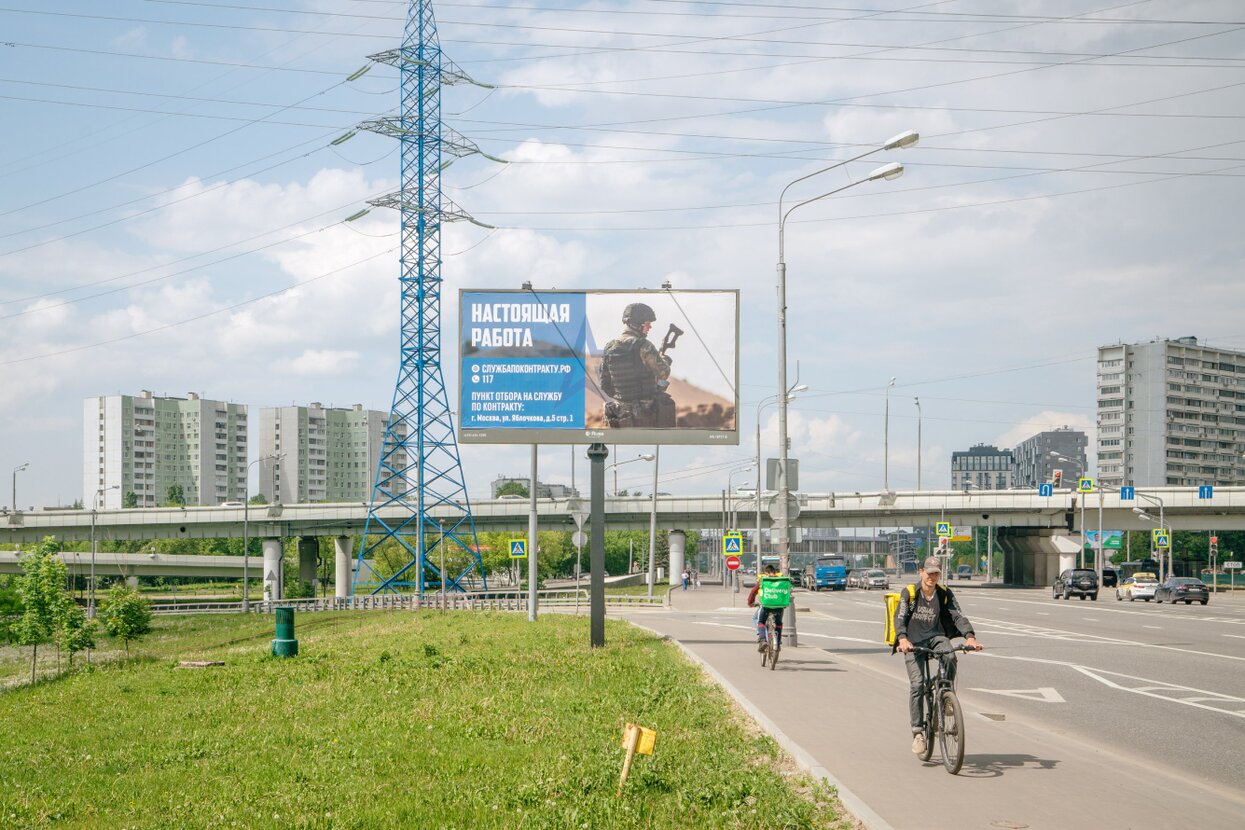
599,304,676,428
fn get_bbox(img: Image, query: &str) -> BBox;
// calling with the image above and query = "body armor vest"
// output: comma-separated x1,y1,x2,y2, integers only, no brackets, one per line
600,336,658,402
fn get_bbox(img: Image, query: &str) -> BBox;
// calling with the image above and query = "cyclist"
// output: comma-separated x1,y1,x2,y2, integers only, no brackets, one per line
894,556,983,755
747,563,786,651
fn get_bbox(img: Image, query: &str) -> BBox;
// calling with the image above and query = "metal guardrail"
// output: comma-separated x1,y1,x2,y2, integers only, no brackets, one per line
149,589,666,615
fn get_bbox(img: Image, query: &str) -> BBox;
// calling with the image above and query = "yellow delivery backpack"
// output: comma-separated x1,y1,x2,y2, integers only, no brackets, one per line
883,591,902,645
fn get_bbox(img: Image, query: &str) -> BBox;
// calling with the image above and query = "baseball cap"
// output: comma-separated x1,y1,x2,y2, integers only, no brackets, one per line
921,556,942,573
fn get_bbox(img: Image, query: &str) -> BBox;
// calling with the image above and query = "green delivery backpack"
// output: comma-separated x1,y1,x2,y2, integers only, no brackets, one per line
758,576,791,609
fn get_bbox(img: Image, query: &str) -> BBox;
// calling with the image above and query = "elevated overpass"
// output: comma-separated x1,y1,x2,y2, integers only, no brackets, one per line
4,488,1242,589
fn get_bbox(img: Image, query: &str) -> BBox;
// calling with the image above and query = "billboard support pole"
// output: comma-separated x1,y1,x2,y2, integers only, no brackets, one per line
647,446,659,598
588,443,609,647
529,444,538,622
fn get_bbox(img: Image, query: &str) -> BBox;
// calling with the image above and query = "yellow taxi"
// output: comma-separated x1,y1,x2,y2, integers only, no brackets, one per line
1116,572,1159,602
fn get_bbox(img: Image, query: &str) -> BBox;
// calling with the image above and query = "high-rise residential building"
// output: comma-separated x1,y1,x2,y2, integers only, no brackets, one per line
258,403,406,503
1097,337,1245,488
83,391,248,509
1012,427,1088,489
950,444,1015,490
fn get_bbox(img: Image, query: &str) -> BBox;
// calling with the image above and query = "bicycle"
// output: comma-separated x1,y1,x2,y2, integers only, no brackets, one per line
760,613,781,670
908,643,975,774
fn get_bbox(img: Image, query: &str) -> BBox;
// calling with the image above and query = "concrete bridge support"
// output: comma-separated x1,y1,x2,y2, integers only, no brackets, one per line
668,529,686,587
998,529,1081,587
262,539,283,601
335,536,352,598
298,537,318,593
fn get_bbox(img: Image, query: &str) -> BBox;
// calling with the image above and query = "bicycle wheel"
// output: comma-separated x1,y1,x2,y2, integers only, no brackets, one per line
917,690,935,762
939,689,965,774
768,620,780,670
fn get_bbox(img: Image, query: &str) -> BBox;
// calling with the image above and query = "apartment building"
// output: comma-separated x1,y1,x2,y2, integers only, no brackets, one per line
950,444,1015,491
1097,337,1245,488
83,391,247,508
258,403,406,503
489,475,579,499
1012,427,1088,489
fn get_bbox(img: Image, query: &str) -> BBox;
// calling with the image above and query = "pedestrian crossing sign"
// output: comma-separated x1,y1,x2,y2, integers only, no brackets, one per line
509,539,527,558
936,522,951,539
1152,529,1170,549
1078,477,1094,493
722,532,743,556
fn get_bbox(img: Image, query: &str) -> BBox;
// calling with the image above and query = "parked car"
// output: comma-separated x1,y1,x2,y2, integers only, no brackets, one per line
1155,577,1209,605
1053,568,1099,600
1101,568,1118,588
862,569,889,590
956,565,972,580
1116,575,1158,602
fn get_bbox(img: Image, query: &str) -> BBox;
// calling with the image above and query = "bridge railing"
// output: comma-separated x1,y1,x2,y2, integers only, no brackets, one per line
148,589,666,615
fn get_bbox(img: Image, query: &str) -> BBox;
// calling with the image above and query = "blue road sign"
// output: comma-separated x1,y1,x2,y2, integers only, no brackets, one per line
1120,486,1135,500
1039,483,1053,497
509,539,527,558
1199,485,1214,499
936,522,951,538
723,536,742,553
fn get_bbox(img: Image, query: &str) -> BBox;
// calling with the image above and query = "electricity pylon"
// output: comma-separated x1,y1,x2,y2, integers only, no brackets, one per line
353,0,494,595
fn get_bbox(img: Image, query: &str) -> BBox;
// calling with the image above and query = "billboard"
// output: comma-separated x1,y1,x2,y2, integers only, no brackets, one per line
458,289,739,445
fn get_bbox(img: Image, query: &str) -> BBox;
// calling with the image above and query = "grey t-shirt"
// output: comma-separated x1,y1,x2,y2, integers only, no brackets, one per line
906,588,943,645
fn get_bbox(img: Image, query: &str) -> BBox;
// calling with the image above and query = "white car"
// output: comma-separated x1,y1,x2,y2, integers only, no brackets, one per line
1116,574,1158,602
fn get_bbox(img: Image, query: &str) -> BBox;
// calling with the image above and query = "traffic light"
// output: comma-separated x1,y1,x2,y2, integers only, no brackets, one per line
1210,535,1219,557
1052,469,1063,488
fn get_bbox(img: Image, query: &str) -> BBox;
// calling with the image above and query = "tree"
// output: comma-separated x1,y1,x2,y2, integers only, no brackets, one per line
122,491,138,508
54,600,96,669
164,485,186,507
495,481,528,498
99,586,152,654
14,537,64,684
249,493,267,505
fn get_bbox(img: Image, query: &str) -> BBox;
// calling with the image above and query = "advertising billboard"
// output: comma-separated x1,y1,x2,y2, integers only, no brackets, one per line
458,289,738,445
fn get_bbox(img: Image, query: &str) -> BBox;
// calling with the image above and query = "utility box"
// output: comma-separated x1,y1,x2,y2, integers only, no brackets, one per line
272,607,299,658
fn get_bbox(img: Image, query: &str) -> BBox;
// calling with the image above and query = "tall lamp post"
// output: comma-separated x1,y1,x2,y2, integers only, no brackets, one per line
12,462,29,511
646,447,660,598
243,453,282,613
606,453,655,496
89,485,120,619
913,397,922,490
883,377,896,490
1133,491,1168,580
776,131,916,645
1051,451,1087,567
755,387,805,571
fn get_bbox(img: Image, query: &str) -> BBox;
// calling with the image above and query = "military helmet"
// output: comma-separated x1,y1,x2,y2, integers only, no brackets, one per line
622,302,656,326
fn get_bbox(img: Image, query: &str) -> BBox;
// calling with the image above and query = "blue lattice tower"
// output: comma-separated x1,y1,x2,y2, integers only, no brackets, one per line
353,0,494,595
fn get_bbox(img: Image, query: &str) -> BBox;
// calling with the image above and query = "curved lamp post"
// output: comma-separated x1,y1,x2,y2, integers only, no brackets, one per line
776,134,916,644
755,387,806,572
243,453,283,612
883,377,897,491
914,397,922,490
89,484,119,619
606,453,654,496
12,462,28,512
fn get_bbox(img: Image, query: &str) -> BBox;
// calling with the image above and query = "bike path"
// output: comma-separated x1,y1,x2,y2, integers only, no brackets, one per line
622,587,1245,830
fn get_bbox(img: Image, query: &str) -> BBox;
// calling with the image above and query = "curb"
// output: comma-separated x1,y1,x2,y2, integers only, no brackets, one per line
629,621,895,830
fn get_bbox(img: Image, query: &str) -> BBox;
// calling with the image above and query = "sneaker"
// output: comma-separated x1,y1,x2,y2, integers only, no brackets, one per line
757,640,767,652
911,732,926,755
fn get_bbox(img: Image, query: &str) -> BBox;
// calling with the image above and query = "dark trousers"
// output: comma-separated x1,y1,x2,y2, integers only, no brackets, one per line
756,606,785,640
904,636,957,730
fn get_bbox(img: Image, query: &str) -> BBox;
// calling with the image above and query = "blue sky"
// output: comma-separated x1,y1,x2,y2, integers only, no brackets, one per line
3,0,1245,508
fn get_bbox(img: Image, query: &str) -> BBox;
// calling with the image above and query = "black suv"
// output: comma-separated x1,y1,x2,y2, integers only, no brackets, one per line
1101,568,1118,588
1053,568,1099,601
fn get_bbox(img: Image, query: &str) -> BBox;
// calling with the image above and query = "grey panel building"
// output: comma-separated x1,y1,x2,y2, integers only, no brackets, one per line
259,403,406,503
1097,337,1245,488
951,444,1015,490
1012,427,1088,489
83,391,248,508
490,475,578,499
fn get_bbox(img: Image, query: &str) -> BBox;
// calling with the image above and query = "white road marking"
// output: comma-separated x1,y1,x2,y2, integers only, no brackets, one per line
969,686,1066,703
1083,618,1099,622
972,615,1245,663
1143,625,1162,630
1223,633,1245,640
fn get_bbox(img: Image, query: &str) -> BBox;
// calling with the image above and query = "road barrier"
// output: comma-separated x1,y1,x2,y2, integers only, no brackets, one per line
149,589,666,615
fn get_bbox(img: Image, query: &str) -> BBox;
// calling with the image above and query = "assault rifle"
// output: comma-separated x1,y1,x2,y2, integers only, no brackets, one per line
656,324,684,391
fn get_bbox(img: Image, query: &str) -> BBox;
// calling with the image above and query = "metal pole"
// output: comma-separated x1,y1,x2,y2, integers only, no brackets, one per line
914,397,922,490
647,447,659,598
1097,486,1104,580
884,380,892,491
588,443,608,647
528,444,538,622
440,520,446,612
89,497,97,620
243,474,250,613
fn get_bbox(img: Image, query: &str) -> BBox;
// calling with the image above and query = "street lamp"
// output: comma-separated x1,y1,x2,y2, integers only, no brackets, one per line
883,377,897,491
243,453,283,613
777,140,913,646
914,397,922,490
727,465,756,530
755,386,806,572
1050,451,1087,567
646,447,660,598
11,463,28,512
89,485,120,619
606,453,654,496
1132,490,1168,580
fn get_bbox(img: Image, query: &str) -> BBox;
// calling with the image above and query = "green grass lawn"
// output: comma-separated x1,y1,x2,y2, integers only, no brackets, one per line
0,612,850,829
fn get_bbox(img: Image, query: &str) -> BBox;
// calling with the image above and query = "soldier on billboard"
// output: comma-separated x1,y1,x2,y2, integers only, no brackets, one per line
599,302,682,428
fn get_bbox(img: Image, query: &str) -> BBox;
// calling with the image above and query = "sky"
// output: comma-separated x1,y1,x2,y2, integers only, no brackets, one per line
2,0,1245,509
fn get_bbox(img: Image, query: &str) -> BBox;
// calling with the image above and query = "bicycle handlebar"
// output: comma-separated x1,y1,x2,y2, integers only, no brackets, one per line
906,643,980,656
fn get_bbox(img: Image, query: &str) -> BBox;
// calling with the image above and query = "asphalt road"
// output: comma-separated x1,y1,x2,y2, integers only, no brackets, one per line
622,583,1245,830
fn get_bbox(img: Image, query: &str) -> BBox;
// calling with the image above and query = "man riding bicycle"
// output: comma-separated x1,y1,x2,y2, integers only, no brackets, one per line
747,563,786,652
894,556,983,755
